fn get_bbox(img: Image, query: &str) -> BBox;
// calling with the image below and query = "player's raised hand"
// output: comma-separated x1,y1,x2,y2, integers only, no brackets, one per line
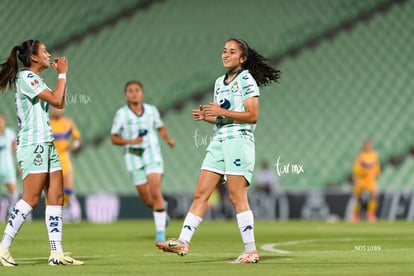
52,56,68,74
192,105,205,121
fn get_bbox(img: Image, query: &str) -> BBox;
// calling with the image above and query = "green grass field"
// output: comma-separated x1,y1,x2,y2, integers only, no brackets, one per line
0,219,413,275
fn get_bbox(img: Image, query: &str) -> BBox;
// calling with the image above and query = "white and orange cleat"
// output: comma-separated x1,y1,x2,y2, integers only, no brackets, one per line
155,238,189,256
229,251,260,264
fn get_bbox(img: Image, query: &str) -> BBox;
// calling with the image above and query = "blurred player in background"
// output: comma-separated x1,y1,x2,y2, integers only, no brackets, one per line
50,106,82,223
156,38,280,264
0,39,83,266
0,113,19,216
254,160,278,195
352,139,381,222
111,80,175,243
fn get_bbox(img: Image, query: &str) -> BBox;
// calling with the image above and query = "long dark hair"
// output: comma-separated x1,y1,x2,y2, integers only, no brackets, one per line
0,39,39,92
230,38,281,87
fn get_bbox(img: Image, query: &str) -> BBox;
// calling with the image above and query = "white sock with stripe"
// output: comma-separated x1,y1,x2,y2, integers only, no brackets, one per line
237,210,256,253
178,212,202,244
153,210,166,231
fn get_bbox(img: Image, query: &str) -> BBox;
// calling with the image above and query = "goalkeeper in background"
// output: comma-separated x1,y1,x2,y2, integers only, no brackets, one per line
352,139,380,222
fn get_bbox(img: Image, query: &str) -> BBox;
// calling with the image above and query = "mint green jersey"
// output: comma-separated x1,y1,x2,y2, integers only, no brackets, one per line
213,69,260,141
111,103,164,171
0,127,16,182
15,70,53,148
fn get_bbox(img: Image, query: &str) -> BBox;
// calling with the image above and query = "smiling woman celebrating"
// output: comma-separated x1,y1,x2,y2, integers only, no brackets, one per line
0,39,83,266
156,38,280,264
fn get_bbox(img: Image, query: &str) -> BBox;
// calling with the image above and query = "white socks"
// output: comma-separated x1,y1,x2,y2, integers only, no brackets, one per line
45,205,63,252
1,199,33,248
1,202,65,253
178,212,202,244
237,210,256,253
153,210,167,232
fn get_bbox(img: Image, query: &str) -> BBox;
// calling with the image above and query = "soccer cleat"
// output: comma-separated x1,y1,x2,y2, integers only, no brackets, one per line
351,213,360,223
367,212,377,222
156,230,166,242
48,251,84,266
228,251,260,264
0,247,17,267
155,238,189,256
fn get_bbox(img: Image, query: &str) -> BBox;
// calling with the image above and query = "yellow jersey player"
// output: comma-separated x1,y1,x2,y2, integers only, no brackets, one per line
50,107,81,222
352,139,380,222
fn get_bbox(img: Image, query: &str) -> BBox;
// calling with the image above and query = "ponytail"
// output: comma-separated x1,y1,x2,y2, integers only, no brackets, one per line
0,39,39,92
230,38,281,87
0,46,19,92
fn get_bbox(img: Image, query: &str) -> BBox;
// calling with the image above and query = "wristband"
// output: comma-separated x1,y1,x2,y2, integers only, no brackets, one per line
58,73,66,80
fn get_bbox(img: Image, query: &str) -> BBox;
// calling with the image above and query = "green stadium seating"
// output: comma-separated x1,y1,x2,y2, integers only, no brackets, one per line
2,0,411,194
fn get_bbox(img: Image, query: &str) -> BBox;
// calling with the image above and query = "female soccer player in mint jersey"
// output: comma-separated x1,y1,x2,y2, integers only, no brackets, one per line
0,113,19,216
111,81,175,243
0,39,83,266
156,38,280,264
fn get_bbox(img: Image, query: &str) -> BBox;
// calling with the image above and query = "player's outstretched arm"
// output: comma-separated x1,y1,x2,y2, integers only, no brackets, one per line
157,126,175,148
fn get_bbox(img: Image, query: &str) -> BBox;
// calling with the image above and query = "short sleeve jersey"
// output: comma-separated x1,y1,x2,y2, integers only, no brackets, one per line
111,103,164,170
0,127,16,172
15,70,53,148
213,69,260,141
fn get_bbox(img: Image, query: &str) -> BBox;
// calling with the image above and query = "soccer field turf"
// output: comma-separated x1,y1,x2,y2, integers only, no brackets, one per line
0,220,413,275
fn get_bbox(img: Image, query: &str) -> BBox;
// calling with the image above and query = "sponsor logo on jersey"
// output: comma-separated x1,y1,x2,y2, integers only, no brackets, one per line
233,158,241,167
219,98,231,109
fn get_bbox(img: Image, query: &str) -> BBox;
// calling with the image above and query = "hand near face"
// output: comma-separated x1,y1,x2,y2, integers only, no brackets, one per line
52,57,68,74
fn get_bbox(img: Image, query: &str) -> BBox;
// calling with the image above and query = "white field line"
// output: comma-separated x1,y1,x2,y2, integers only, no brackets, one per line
261,237,414,254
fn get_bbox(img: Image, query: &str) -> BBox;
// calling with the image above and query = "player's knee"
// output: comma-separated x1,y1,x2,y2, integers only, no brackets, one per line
141,197,153,208
22,194,41,208
228,193,238,207
193,189,209,203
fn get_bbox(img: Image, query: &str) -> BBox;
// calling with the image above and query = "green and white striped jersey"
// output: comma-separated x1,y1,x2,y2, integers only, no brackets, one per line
111,103,164,171
15,70,53,148
0,127,16,173
213,69,260,141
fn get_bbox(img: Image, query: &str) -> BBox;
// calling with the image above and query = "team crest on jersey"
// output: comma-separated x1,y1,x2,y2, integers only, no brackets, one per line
33,153,43,166
231,81,239,93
